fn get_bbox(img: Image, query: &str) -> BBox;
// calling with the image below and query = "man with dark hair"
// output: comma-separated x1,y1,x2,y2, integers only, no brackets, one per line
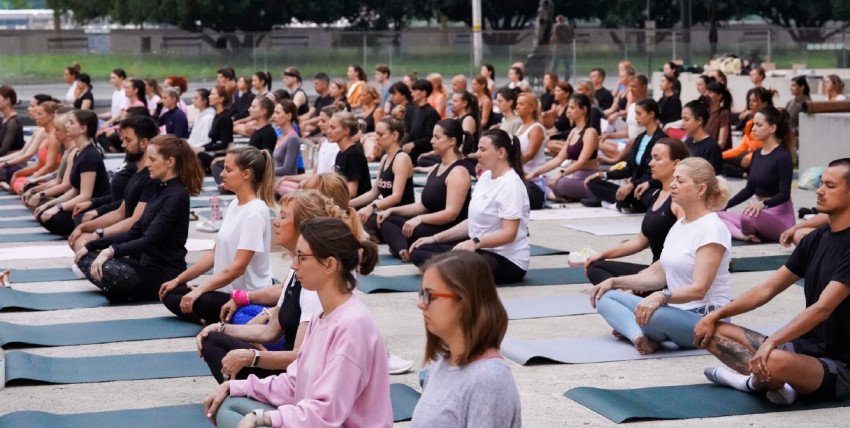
403,79,440,163
68,115,160,252
375,64,392,112
590,67,613,110
299,72,334,136
696,158,850,405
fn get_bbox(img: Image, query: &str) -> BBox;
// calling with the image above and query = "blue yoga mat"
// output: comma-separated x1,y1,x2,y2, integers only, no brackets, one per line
358,267,588,293
0,207,32,217
565,383,850,423
3,350,210,385
0,317,201,347
0,287,109,311
1,267,80,283
0,404,208,428
0,198,24,206
0,232,61,243
0,219,41,228
378,245,569,266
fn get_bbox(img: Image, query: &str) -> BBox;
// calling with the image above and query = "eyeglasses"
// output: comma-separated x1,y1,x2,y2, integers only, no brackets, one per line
418,288,459,306
293,253,317,265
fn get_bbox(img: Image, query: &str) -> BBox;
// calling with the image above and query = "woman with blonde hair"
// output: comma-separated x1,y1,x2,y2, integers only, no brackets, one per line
427,73,448,118
824,74,846,101
591,157,732,355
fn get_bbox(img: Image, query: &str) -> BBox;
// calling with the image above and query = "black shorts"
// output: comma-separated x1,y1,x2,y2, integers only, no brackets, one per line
779,341,850,400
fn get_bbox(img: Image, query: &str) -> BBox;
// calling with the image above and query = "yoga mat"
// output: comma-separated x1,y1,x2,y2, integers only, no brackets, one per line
0,207,31,217
0,239,215,261
565,383,850,424
501,335,708,365
561,217,644,236
0,219,41,228
0,232,62,243
502,295,594,320
0,198,23,206
0,287,108,311
0,404,208,427
530,207,639,221
391,383,421,422
1,267,81,283
358,267,588,293
0,317,201,347
377,245,569,267
2,350,210,386
730,255,789,272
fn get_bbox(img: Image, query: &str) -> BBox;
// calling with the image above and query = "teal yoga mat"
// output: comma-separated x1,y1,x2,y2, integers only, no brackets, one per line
0,207,32,217
358,267,588,293
2,267,80,283
0,404,208,428
0,287,109,311
0,232,61,243
0,317,201,347
0,198,23,206
730,255,788,273
390,383,421,422
0,219,41,228
377,245,569,267
2,350,209,386
565,383,850,423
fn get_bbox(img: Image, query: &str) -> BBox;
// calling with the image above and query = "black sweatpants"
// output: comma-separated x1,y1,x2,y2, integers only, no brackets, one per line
586,259,653,297
587,179,652,213
39,210,76,237
201,332,283,384
411,243,527,284
78,252,177,303
163,284,231,325
379,214,455,258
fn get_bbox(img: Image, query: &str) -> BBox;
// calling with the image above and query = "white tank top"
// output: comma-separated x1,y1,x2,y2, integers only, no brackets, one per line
515,122,547,173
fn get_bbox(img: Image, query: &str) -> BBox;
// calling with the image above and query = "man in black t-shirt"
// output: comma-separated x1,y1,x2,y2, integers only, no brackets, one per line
694,158,850,405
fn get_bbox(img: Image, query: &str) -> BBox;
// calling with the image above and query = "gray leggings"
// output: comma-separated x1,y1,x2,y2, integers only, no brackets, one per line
215,396,276,428
551,169,595,201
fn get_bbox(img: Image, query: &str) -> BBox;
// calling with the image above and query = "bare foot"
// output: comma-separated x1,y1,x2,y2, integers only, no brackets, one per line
399,249,411,263
612,330,626,340
633,335,662,355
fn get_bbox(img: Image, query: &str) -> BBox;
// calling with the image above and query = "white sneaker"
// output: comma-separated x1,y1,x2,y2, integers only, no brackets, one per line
70,263,85,279
388,353,414,375
196,220,222,233
766,383,797,405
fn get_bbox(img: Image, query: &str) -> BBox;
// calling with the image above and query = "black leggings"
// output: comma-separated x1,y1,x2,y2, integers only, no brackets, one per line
586,260,647,285
163,284,231,325
587,179,648,213
201,332,283,384
39,210,77,237
78,253,177,303
379,214,455,258
411,243,526,284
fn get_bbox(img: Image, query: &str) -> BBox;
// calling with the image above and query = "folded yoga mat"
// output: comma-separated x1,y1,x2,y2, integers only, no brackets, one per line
377,245,569,267
2,350,209,386
0,219,41,228
502,294,594,320
358,267,588,293
501,335,708,365
530,207,640,221
0,317,201,347
0,232,62,243
565,383,850,424
391,383,421,422
0,287,109,311
0,207,32,217
561,217,644,236
0,239,215,261
0,404,207,428
730,255,788,272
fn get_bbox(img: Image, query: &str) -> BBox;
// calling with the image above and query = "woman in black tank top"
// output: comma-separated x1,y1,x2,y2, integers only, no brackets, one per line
585,138,689,288
351,110,414,240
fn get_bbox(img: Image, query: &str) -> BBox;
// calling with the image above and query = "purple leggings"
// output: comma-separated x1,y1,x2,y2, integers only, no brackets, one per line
717,199,795,242
552,169,595,201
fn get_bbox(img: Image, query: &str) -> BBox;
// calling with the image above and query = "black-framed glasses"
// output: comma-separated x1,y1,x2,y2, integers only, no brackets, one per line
418,288,459,306
294,253,317,265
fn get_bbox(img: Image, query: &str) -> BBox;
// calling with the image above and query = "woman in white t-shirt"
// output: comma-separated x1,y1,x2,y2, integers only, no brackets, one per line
160,146,277,324
590,158,732,354
412,128,530,284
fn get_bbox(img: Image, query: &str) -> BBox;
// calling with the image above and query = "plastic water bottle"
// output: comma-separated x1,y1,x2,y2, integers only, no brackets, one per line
210,195,221,222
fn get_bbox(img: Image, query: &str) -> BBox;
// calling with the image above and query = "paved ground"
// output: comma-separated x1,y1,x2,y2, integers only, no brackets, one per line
0,171,843,426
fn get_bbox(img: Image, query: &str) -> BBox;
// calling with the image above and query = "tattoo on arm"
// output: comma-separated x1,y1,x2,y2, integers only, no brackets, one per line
708,335,755,374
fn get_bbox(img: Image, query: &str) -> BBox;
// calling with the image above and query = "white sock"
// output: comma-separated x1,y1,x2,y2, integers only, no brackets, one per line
704,367,755,392
766,383,797,405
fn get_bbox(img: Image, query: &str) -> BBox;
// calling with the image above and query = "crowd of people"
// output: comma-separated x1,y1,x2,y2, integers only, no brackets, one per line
0,56,847,426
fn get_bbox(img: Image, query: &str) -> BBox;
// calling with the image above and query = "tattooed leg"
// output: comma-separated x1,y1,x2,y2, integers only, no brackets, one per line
705,325,767,374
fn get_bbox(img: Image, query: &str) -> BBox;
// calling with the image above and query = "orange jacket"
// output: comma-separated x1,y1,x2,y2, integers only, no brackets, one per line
722,120,763,161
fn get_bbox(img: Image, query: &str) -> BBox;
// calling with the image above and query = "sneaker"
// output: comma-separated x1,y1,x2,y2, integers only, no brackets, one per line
387,353,414,375
766,383,797,405
601,201,618,211
70,263,85,279
196,220,222,233
580,196,601,207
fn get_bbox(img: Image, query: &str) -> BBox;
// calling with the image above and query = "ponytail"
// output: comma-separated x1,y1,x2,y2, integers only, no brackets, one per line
481,128,524,182
150,135,204,196
357,239,379,275
758,106,794,153
228,146,277,208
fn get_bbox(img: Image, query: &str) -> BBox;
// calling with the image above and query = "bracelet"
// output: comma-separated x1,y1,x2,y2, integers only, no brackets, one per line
218,321,227,333
232,289,250,307
260,308,272,318
251,349,261,367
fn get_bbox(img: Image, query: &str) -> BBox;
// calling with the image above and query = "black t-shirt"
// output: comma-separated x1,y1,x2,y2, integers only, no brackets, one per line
785,225,850,364
334,143,372,197
121,167,157,217
74,90,94,109
204,111,234,152
540,91,555,112
313,94,334,115
641,191,677,261
408,104,441,162
595,87,614,110
92,162,135,214
249,124,277,156
685,136,723,176
70,143,110,198
658,93,682,125
726,146,793,208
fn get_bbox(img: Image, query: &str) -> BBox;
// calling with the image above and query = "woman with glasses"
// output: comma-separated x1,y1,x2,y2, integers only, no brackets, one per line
205,217,391,427
411,250,521,427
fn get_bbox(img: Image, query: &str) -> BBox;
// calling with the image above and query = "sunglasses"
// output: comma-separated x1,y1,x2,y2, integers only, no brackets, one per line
418,288,459,306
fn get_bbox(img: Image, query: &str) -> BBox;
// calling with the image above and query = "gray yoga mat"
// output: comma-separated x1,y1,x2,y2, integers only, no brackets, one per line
502,294,594,320
0,317,201,347
0,232,62,243
2,350,209,386
0,207,32,217
500,335,708,365
0,404,208,428
377,245,569,267
358,266,588,293
565,383,850,424
0,219,42,228
0,287,109,311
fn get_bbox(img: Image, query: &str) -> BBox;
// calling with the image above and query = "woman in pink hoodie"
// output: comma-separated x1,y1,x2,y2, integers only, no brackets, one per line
204,217,392,427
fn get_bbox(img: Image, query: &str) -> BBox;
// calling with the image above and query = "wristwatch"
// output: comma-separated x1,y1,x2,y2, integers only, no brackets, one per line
95,228,104,238
252,409,265,424
371,202,379,211
472,237,481,249
251,349,261,368
661,288,672,305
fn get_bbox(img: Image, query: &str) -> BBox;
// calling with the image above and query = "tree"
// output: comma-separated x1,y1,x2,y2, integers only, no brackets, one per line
740,0,850,42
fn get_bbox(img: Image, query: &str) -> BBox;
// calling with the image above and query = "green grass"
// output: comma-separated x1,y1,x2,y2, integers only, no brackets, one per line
0,47,841,84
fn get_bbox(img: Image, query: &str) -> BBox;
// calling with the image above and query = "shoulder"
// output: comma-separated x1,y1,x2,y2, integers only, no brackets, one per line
464,358,518,390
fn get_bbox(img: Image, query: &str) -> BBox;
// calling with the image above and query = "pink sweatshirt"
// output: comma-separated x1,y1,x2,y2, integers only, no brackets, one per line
229,295,392,427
